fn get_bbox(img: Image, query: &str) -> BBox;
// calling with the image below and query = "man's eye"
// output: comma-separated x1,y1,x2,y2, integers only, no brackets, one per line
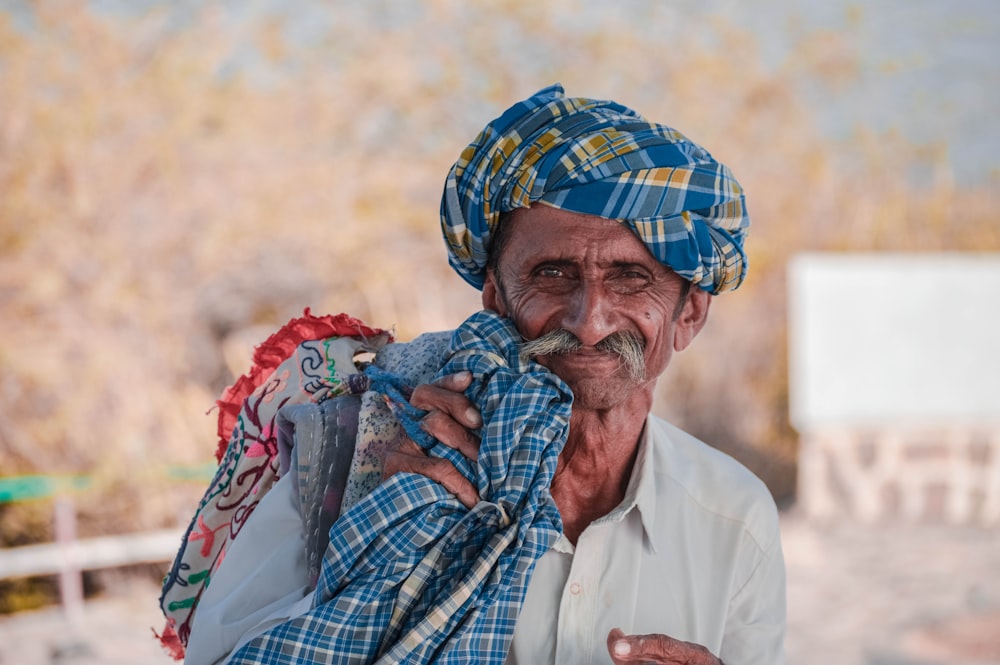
611,270,653,293
537,267,564,278
619,270,650,283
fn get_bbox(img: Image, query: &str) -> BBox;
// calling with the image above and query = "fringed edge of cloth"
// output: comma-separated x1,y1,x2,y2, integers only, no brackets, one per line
212,309,392,461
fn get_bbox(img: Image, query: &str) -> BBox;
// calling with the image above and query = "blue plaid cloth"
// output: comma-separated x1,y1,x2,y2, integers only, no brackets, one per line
441,83,751,294
227,310,573,664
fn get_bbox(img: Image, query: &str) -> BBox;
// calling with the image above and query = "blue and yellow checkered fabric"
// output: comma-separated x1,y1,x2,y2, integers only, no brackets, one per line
227,311,572,664
441,83,751,294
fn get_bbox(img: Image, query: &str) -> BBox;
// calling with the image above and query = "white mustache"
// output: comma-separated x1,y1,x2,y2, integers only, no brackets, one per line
519,329,646,381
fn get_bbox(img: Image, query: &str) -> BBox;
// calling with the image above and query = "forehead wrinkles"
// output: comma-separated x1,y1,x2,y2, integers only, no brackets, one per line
512,224,660,269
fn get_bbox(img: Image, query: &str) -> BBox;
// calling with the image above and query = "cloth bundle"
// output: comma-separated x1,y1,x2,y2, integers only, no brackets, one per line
227,310,573,664
158,312,392,657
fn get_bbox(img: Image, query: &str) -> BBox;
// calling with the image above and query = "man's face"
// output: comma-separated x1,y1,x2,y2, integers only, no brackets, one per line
482,205,709,411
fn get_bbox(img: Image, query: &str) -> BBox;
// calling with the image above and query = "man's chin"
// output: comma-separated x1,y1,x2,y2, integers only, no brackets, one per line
560,375,642,411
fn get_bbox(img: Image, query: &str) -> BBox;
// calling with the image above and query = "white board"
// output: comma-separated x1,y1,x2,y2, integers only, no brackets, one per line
788,253,1000,428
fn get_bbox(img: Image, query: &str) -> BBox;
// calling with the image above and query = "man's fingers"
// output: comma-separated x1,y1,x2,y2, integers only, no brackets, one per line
408,372,483,461
421,409,481,460
383,449,479,509
410,372,482,429
389,371,483,498
432,370,475,393
606,628,626,658
606,629,721,664
387,437,424,458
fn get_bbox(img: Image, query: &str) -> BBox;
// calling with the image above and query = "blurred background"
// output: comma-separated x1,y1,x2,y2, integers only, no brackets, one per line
0,1,997,663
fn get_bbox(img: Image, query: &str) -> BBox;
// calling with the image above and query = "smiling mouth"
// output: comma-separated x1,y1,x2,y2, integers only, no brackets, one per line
554,348,615,358
544,349,625,365
541,348,646,382
519,328,646,381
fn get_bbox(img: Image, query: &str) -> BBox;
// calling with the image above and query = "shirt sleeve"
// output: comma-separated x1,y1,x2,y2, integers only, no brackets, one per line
719,514,787,665
184,472,313,665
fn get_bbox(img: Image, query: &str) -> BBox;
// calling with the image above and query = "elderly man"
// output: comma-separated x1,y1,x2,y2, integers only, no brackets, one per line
165,85,785,665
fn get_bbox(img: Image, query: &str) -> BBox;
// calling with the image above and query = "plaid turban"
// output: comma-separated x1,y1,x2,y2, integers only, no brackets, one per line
440,84,750,294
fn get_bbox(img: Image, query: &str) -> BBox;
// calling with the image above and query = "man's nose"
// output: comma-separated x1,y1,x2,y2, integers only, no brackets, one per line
560,283,620,347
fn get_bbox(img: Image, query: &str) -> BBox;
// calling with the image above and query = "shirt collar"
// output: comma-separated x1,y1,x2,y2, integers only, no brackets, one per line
591,417,660,554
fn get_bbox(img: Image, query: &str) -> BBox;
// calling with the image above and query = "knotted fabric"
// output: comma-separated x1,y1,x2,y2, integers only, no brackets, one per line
227,310,573,664
441,83,750,293
157,311,391,658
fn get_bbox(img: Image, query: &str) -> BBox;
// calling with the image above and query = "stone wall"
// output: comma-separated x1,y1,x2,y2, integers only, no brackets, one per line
798,425,1000,524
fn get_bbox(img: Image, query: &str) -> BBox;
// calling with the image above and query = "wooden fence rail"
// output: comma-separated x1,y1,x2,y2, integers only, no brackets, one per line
1,470,206,619
0,509,183,620
0,528,183,580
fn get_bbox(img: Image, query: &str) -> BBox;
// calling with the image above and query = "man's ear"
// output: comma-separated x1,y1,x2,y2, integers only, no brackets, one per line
481,270,506,316
673,288,711,352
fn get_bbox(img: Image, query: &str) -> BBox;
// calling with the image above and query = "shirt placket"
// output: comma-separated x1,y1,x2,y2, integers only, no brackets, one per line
553,524,610,665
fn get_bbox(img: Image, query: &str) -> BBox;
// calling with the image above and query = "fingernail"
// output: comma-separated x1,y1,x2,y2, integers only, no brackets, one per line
465,407,482,427
613,640,631,657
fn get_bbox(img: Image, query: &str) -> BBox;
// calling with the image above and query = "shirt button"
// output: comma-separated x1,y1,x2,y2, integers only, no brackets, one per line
569,582,582,595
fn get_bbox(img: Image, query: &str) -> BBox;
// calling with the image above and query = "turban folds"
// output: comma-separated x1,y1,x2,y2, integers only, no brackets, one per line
440,84,750,294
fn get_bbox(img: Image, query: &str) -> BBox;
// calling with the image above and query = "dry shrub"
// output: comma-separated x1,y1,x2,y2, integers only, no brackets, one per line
0,1,995,550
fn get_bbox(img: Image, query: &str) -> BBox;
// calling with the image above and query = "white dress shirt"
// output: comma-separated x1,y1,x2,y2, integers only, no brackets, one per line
185,415,785,665
506,415,785,665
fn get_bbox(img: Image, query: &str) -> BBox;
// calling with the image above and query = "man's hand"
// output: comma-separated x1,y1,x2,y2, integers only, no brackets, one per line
382,371,482,508
607,628,723,665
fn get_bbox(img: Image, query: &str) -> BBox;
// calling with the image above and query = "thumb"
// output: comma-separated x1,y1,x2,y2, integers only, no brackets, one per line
606,627,629,661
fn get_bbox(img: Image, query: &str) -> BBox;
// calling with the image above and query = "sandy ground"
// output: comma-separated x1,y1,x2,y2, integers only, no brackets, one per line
1,510,999,665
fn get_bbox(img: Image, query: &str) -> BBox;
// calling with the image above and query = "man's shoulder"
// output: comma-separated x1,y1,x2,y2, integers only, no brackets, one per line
646,415,779,546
